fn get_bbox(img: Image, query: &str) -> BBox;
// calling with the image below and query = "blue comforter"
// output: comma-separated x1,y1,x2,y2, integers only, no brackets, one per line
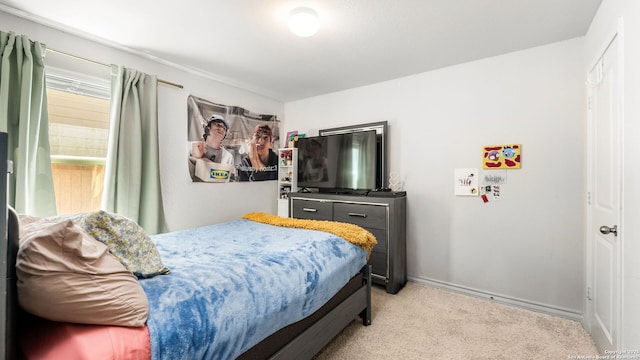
139,219,367,360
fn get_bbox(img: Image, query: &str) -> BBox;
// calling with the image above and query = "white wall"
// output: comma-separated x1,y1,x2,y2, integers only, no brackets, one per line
585,0,640,350
285,38,586,316
0,11,284,232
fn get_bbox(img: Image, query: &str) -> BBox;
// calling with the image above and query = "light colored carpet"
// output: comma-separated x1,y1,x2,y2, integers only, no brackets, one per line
314,282,598,359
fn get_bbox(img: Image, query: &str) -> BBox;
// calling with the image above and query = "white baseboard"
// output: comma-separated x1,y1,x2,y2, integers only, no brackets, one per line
408,276,584,322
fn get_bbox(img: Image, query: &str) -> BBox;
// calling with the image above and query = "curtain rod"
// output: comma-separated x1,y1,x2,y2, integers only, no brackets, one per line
47,48,184,89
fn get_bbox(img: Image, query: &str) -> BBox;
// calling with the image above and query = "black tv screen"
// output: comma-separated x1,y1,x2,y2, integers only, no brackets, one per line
297,130,377,191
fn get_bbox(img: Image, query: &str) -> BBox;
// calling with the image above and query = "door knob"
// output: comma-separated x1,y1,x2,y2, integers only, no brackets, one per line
599,225,618,236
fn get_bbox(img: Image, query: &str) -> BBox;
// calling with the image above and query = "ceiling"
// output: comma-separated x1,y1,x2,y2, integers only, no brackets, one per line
0,0,602,102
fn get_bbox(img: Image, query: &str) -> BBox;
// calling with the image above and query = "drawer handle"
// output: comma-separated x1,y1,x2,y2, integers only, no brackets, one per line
302,208,318,213
348,212,367,218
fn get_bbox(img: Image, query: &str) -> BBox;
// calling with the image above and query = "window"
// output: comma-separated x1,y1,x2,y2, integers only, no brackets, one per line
46,64,110,215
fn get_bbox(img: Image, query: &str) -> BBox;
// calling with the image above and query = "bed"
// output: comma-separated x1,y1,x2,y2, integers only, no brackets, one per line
6,208,374,360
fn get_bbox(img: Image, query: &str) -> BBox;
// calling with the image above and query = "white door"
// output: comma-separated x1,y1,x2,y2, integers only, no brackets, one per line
587,34,621,353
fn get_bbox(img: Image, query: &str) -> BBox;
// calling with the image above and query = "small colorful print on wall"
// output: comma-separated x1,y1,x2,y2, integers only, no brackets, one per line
482,144,521,169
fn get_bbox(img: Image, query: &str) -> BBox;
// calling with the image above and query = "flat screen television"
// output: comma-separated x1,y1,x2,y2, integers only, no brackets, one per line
321,121,388,191
297,130,377,192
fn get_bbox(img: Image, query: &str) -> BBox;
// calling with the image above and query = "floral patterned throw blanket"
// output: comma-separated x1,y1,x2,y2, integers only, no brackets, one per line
140,218,368,360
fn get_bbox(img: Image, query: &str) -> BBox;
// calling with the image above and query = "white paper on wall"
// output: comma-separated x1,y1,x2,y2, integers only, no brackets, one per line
454,168,479,196
481,170,507,185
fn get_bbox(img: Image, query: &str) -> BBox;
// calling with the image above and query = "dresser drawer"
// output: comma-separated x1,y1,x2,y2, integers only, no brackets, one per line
333,203,387,230
368,228,387,253
292,199,333,220
368,250,387,278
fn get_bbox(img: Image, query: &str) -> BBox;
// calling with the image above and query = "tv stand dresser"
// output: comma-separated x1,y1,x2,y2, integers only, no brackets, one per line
290,192,406,294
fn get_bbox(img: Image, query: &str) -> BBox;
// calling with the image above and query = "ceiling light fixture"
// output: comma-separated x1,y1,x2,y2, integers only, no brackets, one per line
288,7,319,37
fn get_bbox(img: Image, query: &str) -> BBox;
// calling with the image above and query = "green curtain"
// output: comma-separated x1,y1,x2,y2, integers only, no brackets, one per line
0,31,56,217
102,64,165,234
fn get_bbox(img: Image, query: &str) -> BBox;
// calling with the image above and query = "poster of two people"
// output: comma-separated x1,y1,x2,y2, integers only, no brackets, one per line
187,95,281,183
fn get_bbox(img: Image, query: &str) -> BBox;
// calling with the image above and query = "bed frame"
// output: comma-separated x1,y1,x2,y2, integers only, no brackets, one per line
3,204,372,360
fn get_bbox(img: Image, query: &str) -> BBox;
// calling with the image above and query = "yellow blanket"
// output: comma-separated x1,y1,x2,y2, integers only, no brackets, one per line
242,212,377,258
